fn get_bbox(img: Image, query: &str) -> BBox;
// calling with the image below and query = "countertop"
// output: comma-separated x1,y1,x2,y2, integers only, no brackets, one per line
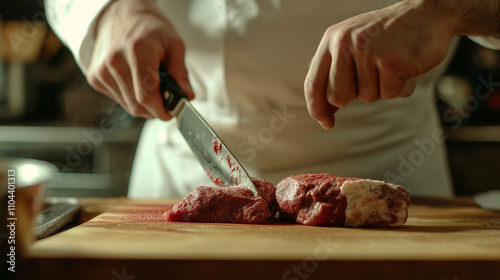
13,197,500,280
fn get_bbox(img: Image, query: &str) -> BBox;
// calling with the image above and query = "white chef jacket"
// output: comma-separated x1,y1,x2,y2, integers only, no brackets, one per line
45,0,500,198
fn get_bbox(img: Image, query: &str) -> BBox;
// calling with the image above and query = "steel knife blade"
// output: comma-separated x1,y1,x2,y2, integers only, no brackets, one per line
159,66,258,196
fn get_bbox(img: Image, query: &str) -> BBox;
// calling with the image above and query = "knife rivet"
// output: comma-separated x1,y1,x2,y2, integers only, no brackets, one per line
164,90,170,99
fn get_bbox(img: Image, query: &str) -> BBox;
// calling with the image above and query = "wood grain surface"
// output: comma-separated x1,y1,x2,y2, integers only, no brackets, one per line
29,197,500,261
13,197,499,280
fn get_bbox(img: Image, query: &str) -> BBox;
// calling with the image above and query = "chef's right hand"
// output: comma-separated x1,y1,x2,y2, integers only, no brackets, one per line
86,0,194,120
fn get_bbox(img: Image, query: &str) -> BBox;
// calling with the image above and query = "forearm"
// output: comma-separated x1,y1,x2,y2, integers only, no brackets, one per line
426,0,500,36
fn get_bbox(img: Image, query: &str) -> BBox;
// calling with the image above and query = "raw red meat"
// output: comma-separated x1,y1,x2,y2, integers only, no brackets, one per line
165,178,277,224
276,174,410,227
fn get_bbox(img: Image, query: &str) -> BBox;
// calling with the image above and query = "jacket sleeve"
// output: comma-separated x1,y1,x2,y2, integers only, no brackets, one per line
44,0,114,72
468,35,500,50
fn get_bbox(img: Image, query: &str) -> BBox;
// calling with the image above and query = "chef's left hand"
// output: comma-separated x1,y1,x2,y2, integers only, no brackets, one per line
304,0,453,130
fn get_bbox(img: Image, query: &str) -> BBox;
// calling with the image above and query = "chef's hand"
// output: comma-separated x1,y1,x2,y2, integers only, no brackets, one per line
86,0,194,120
305,0,456,130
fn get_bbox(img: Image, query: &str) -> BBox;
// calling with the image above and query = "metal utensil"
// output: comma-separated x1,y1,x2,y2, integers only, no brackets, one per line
0,157,56,277
33,197,80,239
159,66,258,196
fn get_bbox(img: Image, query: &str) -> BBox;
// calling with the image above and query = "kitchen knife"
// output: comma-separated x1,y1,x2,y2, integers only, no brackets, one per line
159,66,259,196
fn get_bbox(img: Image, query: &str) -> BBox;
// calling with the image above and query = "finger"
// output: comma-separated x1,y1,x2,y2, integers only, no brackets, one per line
139,61,172,121
323,105,338,130
89,66,130,110
86,37,132,113
399,78,416,97
165,38,194,100
327,41,358,108
87,74,114,99
129,42,171,121
304,43,336,129
378,74,406,100
355,56,380,103
93,74,146,118
87,63,119,100
108,54,153,119
377,58,407,100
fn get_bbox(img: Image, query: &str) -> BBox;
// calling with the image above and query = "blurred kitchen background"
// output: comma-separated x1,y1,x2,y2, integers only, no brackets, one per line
1,2,499,197
0,2,144,197
437,38,500,196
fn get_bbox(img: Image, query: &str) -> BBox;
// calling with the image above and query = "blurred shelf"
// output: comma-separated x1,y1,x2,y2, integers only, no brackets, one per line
0,122,143,143
0,122,144,197
444,126,500,142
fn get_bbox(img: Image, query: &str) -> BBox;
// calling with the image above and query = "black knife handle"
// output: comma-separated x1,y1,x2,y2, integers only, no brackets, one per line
159,65,188,112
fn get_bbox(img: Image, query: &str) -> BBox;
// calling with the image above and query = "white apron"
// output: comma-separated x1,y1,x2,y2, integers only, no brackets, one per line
127,0,458,198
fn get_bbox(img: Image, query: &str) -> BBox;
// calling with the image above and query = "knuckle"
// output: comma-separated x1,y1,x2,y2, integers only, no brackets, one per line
165,37,187,60
86,68,108,91
135,91,152,106
327,26,351,46
356,80,378,103
377,56,400,76
380,84,402,99
86,74,100,88
124,28,154,55
128,38,149,56
327,91,348,107
324,25,336,38
377,56,418,81
353,31,370,50
105,50,126,69
127,104,146,118
325,25,346,40
169,36,186,51
323,26,352,57
358,92,379,103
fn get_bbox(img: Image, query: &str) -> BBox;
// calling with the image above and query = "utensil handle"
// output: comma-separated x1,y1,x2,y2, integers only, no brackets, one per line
159,65,188,115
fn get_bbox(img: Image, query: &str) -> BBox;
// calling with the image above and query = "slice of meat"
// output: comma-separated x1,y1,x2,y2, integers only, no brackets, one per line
276,173,410,227
165,178,277,224
276,173,348,226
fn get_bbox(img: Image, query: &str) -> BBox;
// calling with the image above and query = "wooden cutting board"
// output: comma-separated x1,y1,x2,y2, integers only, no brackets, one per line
29,197,500,261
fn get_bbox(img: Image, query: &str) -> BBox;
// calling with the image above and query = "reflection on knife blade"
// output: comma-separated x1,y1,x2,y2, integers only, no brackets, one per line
159,67,259,196
211,137,246,186
174,100,259,196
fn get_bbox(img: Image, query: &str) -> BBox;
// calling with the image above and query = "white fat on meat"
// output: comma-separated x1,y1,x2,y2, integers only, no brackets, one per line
340,179,409,227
